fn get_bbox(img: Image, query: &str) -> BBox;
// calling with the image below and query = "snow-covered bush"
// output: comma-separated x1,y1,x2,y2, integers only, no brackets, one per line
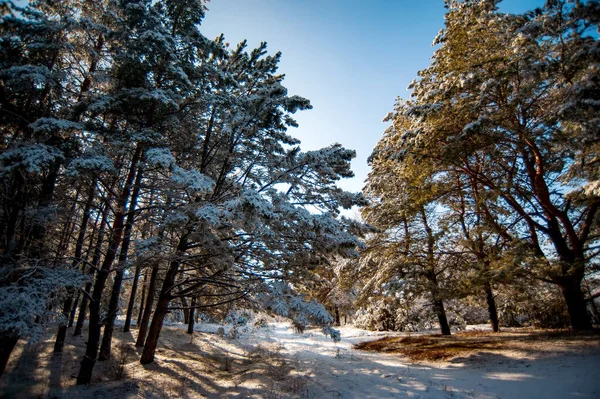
260,281,340,341
0,264,85,342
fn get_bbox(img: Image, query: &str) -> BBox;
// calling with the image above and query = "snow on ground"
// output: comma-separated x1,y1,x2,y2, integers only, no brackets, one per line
193,322,600,399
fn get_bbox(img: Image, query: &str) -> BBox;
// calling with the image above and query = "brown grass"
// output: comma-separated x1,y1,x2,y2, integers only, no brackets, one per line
354,329,600,362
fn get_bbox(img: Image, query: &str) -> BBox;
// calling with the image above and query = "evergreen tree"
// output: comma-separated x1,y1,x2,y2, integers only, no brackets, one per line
367,0,600,330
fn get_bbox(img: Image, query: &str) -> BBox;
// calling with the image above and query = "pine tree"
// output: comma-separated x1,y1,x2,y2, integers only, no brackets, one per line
368,0,600,330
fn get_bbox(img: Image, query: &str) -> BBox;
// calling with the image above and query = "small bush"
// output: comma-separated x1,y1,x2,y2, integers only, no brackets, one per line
109,342,136,380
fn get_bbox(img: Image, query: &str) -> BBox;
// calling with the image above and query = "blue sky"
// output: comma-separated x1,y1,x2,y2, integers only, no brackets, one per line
201,0,545,198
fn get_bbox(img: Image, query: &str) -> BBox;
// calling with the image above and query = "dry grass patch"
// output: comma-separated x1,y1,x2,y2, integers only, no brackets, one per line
354,329,600,362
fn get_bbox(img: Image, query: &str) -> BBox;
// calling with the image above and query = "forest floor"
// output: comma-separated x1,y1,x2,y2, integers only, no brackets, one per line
1,322,599,399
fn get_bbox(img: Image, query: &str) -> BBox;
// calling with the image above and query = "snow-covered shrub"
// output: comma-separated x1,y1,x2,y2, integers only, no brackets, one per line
355,295,465,332
225,309,253,326
260,281,340,341
0,263,86,342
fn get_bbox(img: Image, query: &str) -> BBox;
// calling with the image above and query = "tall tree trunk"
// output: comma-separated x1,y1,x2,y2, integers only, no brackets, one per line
136,269,149,329
136,262,160,347
140,237,187,364
74,193,107,337
334,305,340,327
77,145,143,385
99,167,143,360
484,281,499,333
68,290,81,328
123,263,143,333
187,296,196,334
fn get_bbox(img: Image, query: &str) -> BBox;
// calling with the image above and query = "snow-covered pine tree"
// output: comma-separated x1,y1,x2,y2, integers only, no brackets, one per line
0,0,101,374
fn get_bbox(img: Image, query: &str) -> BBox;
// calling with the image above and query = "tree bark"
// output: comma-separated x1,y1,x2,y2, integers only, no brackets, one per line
181,296,190,325
187,296,196,334
123,262,143,332
74,202,107,337
560,275,592,330
136,269,149,329
68,290,81,328
53,292,74,353
484,282,499,332
433,299,451,336
334,305,340,327
140,237,187,364
136,262,159,347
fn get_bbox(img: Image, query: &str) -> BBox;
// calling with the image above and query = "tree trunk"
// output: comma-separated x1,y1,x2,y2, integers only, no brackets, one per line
0,334,19,376
123,263,143,332
561,276,592,330
187,296,196,334
141,238,187,364
334,305,340,327
68,290,81,328
97,268,124,361
181,296,190,325
136,262,160,347
484,282,499,333
77,145,143,385
54,291,74,353
136,269,149,329
99,167,143,360
74,201,106,337
433,299,451,336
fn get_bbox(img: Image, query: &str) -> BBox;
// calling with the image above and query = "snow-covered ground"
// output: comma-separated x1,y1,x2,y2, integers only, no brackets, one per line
193,322,599,399
2,320,598,399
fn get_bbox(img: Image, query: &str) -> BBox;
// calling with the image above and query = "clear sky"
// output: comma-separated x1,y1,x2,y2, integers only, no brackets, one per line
200,0,546,198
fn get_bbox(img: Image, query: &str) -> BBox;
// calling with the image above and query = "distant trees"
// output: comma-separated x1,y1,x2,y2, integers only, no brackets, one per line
0,0,363,382
362,0,599,332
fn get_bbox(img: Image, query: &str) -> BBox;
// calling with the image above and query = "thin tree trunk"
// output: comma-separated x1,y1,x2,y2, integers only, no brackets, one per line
484,282,499,333
123,263,143,333
99,167,143,360
334,305,340,327
187,296,196,334
68,290,81,327
77,145,143,385
181,296,190,325
74,198,108,337
54,294,74,353
136,262,159,347
140,237,187,364
136,269,149,328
